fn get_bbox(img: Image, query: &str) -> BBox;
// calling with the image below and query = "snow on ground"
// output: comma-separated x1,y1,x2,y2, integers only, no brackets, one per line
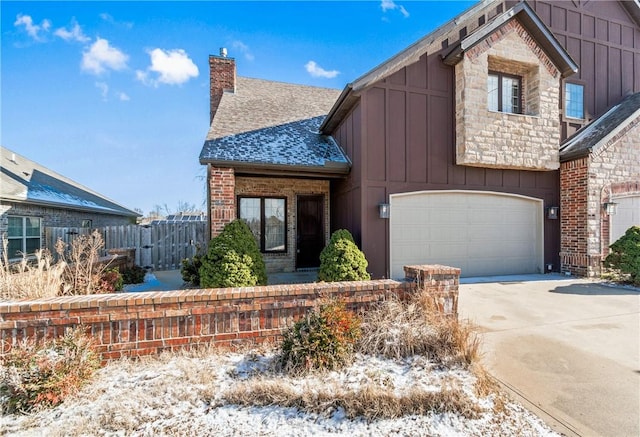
2,348,559,437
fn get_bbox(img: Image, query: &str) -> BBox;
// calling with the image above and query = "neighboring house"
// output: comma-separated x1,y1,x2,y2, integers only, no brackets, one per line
201,0,640,279
1,146,140,259
148,212,206,225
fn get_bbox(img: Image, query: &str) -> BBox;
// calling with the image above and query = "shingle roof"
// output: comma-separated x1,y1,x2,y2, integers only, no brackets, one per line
200,77,349,176
1,146,140,217
559,93,640,162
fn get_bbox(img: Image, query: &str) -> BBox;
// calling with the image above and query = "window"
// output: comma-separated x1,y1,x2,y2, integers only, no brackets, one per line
488,72,521,114
7,216,41,259
565,83,584,119
238,197,286,253
81,219,93,228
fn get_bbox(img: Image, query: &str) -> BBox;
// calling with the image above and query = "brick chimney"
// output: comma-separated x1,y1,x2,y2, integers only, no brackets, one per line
209,48,236,123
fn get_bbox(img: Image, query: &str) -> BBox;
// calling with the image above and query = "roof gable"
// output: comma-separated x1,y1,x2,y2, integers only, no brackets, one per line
1,146,139,217
442,1,577,77
560,93,640,161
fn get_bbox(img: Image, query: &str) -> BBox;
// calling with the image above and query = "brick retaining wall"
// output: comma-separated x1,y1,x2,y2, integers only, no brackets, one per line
0,265,459,361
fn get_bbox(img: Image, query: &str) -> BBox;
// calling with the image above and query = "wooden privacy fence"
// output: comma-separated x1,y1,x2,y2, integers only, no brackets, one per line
45,223,207,271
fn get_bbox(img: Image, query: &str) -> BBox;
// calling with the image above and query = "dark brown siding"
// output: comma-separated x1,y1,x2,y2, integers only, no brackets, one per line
522,0,640,138
331,0,639,279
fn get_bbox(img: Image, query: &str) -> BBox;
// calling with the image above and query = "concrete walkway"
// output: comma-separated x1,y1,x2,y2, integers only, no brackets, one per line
458,275,640,437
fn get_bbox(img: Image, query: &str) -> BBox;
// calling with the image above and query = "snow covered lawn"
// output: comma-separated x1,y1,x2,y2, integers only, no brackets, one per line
2,347,559,436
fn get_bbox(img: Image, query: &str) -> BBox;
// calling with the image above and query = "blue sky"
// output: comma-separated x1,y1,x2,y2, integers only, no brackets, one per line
1,1,475,216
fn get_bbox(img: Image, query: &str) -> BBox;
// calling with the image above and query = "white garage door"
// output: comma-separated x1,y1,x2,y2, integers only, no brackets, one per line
390,191,543,279
611,195,640,244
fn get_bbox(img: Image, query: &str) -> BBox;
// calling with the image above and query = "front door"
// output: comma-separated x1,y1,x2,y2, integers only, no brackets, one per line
296,195,324,269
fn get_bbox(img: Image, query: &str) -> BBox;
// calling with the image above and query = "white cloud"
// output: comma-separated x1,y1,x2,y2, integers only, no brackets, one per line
99,13,133,29
118,92,130,101
82,38,129,75
136,48,199,87
54,19,90,43
14,14,51,41
305,61,339,79
231,40,255,61
380,0,410,18
95,81,109,100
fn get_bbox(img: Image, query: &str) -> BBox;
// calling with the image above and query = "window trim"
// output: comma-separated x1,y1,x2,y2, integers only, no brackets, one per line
564,81,586,120
237,196,287,254
488,70,523,114
6,215,42,259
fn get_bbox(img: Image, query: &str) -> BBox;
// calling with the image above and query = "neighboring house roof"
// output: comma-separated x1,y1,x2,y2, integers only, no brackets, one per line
320,0,577,133
560,93,640,162
1,146,140,217
200,77,349,176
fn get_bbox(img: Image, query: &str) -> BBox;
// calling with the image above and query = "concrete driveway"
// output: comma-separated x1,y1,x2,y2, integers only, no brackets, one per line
458,275,639,437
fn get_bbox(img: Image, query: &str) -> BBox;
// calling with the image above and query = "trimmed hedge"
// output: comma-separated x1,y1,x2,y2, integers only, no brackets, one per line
199,219,267,288
318,229,370,282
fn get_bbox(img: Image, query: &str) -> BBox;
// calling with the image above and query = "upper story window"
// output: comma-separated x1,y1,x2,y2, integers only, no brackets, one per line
238,196,286,253
565,83,584,119
488,71,522,114
7,216,41,259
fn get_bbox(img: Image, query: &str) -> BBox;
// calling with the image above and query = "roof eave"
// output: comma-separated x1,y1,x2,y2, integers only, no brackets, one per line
320,85,358,134
200,159,351,178
1,197,140,218
443,2,578,78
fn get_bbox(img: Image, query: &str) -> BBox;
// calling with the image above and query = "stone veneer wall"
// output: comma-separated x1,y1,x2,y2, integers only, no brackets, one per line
455,19,561,170
560,119,640,276
0,265,460,362
235,176,330,273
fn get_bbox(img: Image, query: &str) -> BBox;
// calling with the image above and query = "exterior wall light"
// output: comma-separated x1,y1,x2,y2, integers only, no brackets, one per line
546,206,559,220
379,203,390,219
603,201,617,216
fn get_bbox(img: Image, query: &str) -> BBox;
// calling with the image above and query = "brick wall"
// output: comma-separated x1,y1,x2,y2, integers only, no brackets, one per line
560,119,640,276
560,157,590,276
0,202,134,259
208,166,236,238
0,265,460,362
236,176,330,273
455,19,561,171
209,54,236,123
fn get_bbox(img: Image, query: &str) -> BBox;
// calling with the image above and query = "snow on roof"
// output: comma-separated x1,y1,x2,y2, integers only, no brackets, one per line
200,116,350,174
560,93,640,161
1,146,140,217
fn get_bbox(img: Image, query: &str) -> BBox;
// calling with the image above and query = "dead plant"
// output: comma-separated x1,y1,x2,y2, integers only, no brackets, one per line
223,377,482,420
55,230,113,295
0,238,68,300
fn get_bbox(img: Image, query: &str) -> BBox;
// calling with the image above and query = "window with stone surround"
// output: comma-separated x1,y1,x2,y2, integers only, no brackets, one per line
238,196,286,253
565,82,584,119
7,216,41,259
487,56,539,116
488,71,522,114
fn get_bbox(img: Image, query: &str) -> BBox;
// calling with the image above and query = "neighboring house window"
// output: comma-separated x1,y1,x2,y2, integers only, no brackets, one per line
7,216,41,259
488,71,521,114
238,197,286,253
565,83,584,119
81,219,93,228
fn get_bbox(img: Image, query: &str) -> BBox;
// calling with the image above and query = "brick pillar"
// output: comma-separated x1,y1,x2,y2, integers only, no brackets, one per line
209,167,236,237
560,158,590,276
209,53,236,123
404,264,460,317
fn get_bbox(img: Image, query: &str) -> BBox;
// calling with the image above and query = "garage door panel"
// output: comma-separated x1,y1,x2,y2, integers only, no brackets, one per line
611,196,640,243
390,191,543,278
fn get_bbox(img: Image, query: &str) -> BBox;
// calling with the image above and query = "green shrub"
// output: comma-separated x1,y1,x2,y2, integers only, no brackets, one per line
318,229,370,282
121,265,147,285
180,253,203,286
279,300,361,373
0,327,101,414
604,226,640,285
199,220,267,288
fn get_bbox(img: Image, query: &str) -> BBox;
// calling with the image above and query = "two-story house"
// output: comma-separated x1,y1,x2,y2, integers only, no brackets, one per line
200,0,640,279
